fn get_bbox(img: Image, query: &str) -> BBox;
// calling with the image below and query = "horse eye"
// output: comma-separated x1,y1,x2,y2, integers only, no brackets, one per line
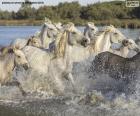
114,33,118,35
72,32,76,34
17,55,21,58
49,28,53,30
91,28,94,30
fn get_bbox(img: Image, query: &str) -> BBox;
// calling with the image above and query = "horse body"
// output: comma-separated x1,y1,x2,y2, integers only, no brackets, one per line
90,51,140,81
10,38,28,49
23,46,51,73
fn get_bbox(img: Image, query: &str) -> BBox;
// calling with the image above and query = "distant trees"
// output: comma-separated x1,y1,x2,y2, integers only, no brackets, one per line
0,10,12,19
57,2,81,20
15,0,36,19
0,0,140,21
36,6,56,20
133,7,140,18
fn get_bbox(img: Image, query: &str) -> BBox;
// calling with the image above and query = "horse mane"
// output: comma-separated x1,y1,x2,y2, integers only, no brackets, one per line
88,31,106,52
54,22,75,58
88,27,114,54
0,47,14,59
55,31,68,58
40,24,46,38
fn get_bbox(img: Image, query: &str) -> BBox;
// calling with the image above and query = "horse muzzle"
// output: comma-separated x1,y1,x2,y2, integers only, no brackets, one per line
23,63,29,70
81,39,90,47
135,47,140,53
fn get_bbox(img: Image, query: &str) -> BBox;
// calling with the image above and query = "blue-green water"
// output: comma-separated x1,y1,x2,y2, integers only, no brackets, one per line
0,26,140,45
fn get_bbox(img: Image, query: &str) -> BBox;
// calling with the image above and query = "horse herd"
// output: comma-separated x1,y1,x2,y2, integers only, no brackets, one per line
0,19,140,96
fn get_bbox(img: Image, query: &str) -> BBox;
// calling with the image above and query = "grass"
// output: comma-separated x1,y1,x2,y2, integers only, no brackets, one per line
0,19,140,28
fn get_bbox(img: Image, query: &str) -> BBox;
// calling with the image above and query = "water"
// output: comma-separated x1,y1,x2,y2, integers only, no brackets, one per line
0,26,41,45
0,26,140,45
0,26,140,116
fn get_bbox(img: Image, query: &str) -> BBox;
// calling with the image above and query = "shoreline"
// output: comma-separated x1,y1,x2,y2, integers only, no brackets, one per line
0,19,140,29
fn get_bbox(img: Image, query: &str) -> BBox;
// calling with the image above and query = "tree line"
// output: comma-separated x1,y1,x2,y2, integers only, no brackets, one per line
0,0,140,27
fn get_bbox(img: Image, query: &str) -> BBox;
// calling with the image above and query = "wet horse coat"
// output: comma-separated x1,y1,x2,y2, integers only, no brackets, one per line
90,52,140,78
0,47,29,95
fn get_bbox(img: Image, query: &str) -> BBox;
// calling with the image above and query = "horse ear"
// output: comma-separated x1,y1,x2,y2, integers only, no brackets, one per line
27,38,32,45
87,22,95,27
110,25,114,28
13,45,20,52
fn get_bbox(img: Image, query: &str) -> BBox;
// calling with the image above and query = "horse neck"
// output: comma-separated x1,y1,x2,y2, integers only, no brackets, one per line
4,53,15,71
131,52,140,61
120,46,129,58
63,31,70,59
40,26,49,48
94,32,111,54
55,32,63,46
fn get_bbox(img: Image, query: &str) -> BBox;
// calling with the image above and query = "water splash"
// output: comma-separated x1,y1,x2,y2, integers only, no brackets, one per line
0,54,140,116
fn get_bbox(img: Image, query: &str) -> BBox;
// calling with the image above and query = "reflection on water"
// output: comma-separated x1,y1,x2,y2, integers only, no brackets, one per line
0,26,140,45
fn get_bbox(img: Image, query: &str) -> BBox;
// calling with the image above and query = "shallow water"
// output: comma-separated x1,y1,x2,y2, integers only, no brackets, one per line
0,26,140,116
0,55,140,116
0,26,140,45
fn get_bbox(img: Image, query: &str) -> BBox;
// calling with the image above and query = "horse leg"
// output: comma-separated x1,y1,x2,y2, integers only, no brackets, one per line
63,72,77,93
5,80,26,96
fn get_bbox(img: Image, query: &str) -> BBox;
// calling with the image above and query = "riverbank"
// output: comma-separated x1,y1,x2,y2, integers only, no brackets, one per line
0,19,140,28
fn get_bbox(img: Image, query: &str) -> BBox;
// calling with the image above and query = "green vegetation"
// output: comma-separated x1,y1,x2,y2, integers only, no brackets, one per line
0,0,140,28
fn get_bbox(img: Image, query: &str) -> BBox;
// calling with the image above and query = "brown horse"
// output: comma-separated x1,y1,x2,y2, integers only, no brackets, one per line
89,51,140,94
90,52,140,79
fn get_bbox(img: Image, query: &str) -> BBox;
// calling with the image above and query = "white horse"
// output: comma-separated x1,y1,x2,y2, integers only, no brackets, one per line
69,25,127,62
110,39,140,58
0,46,29,95
22,23,88,94
39,20,58,49
10,36,42,49
84,22,98,41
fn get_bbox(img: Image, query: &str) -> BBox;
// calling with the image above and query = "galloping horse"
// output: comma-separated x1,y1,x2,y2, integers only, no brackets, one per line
39,20,58,49
0,46,29,95
69,25,127,62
